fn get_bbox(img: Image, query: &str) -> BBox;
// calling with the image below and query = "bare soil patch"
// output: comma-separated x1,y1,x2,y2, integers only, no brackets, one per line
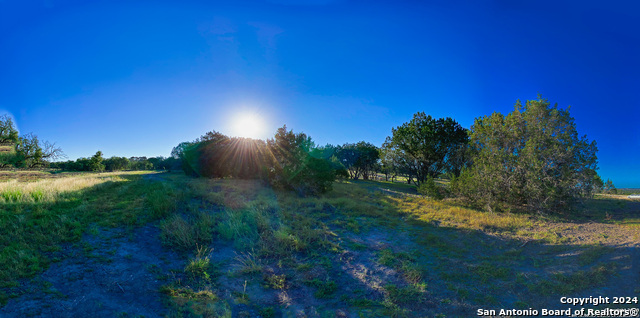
1,225,184,317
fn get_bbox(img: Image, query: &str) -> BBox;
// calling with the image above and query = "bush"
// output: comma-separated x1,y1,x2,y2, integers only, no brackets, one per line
176,127,340,196
456,96,600,212
266,126,337,195
417,177,448,200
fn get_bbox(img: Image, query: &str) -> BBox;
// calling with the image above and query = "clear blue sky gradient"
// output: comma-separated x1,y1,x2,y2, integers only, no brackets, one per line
1,1,638,187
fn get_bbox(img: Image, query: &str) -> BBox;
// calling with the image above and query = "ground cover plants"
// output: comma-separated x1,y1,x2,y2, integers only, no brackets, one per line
1,170,638,317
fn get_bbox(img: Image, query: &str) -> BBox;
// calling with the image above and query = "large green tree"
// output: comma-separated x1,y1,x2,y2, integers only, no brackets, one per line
0,115,19,145
385,112,468,185
456,96,600,212
267,126,335,195
89,151,106,172
379,143,413,182
104,156,130,171
14,133,64,168
0,115,19,167
335,141,379,180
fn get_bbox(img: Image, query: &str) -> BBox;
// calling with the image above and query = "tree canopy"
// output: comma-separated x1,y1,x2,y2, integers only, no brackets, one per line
13,133,64,168
455,96,600,212
175,126,339,195
384,112,468,185
0,115,19,145
335,141,379,180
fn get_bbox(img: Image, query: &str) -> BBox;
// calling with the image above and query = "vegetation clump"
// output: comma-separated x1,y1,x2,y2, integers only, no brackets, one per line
334,141,379,180
417,176,448,200
0,115,64,168
454,96,600,212
177,126,340,195
383,113,468,185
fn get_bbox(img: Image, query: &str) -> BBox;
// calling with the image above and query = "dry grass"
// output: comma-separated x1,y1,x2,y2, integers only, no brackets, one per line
0,171,146,204
389,195,536,233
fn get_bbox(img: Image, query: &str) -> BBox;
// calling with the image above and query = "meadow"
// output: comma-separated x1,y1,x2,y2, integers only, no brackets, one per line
0,171,638,317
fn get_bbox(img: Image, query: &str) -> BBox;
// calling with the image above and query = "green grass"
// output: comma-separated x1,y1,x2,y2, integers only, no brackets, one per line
304,278,337,298
529,263,618,295
469,261,512,283
2,173,635,316
194,178,630,315
0,172,184,299
577,245,613,266
185,246,214,283
160,212,217,251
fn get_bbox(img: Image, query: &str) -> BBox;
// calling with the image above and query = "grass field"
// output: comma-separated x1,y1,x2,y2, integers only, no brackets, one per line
1,171,638,317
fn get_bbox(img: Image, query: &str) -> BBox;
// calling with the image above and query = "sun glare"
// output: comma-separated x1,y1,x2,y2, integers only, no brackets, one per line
232,112,266,139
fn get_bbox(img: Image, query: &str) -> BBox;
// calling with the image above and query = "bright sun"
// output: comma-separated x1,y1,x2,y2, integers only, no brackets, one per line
232,112,265,139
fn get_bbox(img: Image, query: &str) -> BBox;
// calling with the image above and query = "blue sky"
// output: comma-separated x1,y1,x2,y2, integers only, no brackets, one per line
1,0,639,187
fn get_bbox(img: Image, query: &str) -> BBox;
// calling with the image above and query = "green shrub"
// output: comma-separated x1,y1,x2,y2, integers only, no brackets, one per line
417,177,447,200
175,127,339,196
456,96,600,213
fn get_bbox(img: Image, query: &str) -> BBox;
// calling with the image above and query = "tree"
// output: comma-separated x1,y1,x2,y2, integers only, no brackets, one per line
190,131,231,178
0,115,19,167
128,157,153,170
311,144,349,179
89,151,105,172
443,142,472,178
267,126,336,195
104,156,130,171
175,126,338,195
380,142,414,183
603,179,617,194
0,115,19,145
385,113,468,185
335,142,380,180
455,96,600,212
171,141,192,159
14,133,64,168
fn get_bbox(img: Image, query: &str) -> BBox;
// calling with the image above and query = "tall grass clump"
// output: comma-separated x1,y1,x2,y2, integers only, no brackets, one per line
217,208,261,250
160,212,217,251
185,245,214,282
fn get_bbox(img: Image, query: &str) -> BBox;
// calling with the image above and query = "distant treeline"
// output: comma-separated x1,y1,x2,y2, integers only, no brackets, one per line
172,95,610,212
1,96,618,213
171,116,468,193
50,151,179,172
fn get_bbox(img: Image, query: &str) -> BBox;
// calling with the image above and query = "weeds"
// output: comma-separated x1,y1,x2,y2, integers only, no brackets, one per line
233,251,263,274
384,283,425,305
185,245,213,282
263,274,287,290
304,278,337,298
160,211,216,251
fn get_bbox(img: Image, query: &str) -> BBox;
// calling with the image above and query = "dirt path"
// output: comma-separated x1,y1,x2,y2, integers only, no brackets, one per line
1,225,184,317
